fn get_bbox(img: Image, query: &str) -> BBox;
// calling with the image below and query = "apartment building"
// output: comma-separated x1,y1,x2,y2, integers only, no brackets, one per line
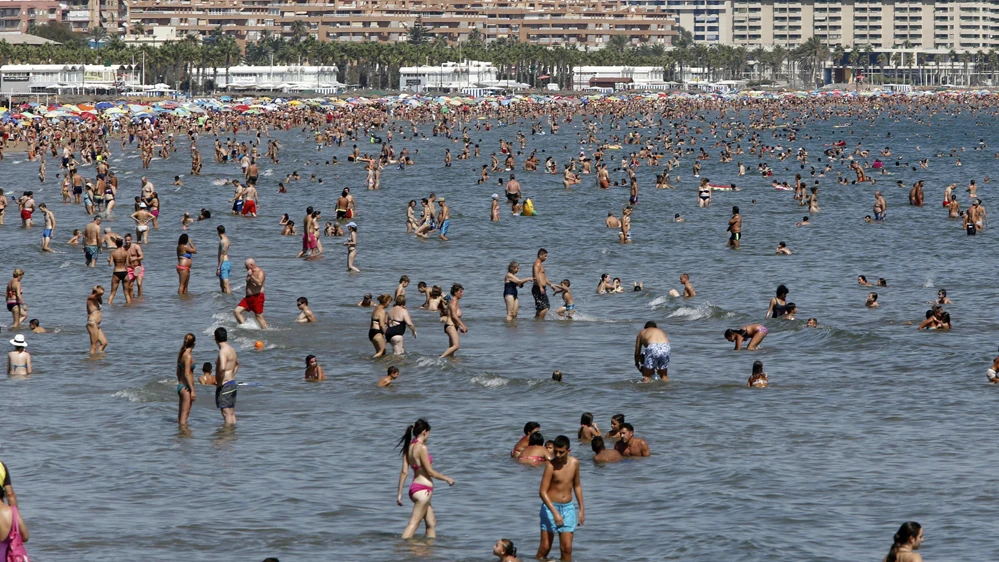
61,0,128,34
0,0,63,33
728,0,999,50
662,0,729,43
125,0,676,49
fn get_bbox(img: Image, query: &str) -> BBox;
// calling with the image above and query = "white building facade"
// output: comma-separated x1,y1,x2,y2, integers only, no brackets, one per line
209,66,343,93
572,65,667,90
398,61,499,92
0,64,140,94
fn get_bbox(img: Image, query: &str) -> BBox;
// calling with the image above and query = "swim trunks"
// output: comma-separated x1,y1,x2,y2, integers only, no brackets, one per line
19,209,32,220
42,228,52,238
967,223,977,236
85,245,100,261
874,212,885,220
238,292,265,315
532,284,550,312
643,342,671,371
127,265,144,281
540,502,577,533
729,232,741,241
218,260,231,280
215,380,237,409
439,219,450,236
241,200,257,215
506,192,519,203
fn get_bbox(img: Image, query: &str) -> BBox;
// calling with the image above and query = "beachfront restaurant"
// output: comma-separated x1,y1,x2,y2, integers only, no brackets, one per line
0,64,140,95
210,66,343,94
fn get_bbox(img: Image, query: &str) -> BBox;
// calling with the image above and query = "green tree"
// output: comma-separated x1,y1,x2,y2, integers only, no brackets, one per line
408,16,430,45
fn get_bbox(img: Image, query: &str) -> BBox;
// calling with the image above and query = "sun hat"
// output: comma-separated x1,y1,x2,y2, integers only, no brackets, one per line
491,193,498,199
10,334,26,347
347,222,357,228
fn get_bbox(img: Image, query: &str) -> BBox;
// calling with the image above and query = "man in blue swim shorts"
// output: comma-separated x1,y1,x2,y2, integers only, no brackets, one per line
635,320,670,382
217,225,232,294
38,203,55,253
538,435,584,562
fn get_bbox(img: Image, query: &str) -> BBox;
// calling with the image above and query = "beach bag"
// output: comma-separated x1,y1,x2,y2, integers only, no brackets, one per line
6,506,29,562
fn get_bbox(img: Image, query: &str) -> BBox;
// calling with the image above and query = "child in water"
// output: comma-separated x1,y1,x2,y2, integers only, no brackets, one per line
552,279,575,318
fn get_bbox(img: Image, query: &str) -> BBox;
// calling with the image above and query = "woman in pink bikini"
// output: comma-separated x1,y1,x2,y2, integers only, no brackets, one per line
395,419,455,539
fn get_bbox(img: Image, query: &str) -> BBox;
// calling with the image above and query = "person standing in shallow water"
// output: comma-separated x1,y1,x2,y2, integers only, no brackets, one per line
883,521,923,562
396,419,455,539
537,435,584,562
635,321,670,382
727,206,741,249
176,333,197,425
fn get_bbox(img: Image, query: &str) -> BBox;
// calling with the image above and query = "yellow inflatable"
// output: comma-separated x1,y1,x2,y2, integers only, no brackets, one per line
521,198,537,216
605,145,622,150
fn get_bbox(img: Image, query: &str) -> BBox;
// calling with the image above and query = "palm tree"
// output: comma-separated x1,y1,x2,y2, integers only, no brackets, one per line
798,36,828,87
88,26,108,50
608,34,631,55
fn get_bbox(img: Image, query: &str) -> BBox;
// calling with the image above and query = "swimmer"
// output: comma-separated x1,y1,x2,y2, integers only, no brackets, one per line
883,521,923,562
680,273,695,297
504,261,533,321
377,365,400,387
776,241,792,255
552,279,575,319
858,275,874,286
199,362,216,385
234,259,267,329
5,269,27,328
368,295,391,358
613,423,650,457
577,413,600,442
441,283,467,358
724,323,768,350
766,284,790,318
512,422,541,458
493,538,521,562
518,432,550,465
551,370,563,382
386,295,417,355
726,206,741,249
935,289,952,305
358,293,373,307
605,212,621,229
304,355,326,381
86,286,107,354
866,292,879,308
175,234,196,295
28,319,45,333
7,334,31,376
395,419,455,539
806,318,818,327
296,297,316,323
537,435,584,562
176,333,197,425
635,321,670,382
674,213,685,223
591,436,623,463
747,360,768,388
795,216,811,226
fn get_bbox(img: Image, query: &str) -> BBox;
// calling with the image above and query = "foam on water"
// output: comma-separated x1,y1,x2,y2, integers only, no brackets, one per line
470,373,509,388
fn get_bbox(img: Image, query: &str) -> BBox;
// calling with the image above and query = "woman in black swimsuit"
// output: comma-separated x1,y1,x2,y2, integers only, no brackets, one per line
503,261,532,322
369,294,391,358
385,295,417,355
767,284,789,318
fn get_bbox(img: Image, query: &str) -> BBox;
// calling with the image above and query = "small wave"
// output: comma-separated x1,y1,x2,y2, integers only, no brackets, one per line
416,356,449,369
59,261,73,269
666,302,733,321
648,295,670,308
471,374,509,388
202,312,235,335
212,178,228,185
263,169,274,177
112,388,153,403
923,278,934,288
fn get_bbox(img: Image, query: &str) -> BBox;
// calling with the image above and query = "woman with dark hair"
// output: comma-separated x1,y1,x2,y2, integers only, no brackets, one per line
440,283,467,358
492,538,520,561
605,414,625,439
395,419,455,539
176,233,196,295
511,422,541,458
766,284,789,318
724,323,768,350
884,521,923,562
176,333,197,424
577,413,600,442
517,432,548,465
747,360,768,388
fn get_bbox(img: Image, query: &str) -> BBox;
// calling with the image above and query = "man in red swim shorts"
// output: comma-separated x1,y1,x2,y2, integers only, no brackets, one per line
234,258,267,329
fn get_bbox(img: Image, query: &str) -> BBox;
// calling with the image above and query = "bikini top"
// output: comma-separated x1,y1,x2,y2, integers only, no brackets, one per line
410,441,431,471
180,252,192,259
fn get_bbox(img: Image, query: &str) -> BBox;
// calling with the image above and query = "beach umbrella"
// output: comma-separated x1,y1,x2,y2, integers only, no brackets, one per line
95,101,113,110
